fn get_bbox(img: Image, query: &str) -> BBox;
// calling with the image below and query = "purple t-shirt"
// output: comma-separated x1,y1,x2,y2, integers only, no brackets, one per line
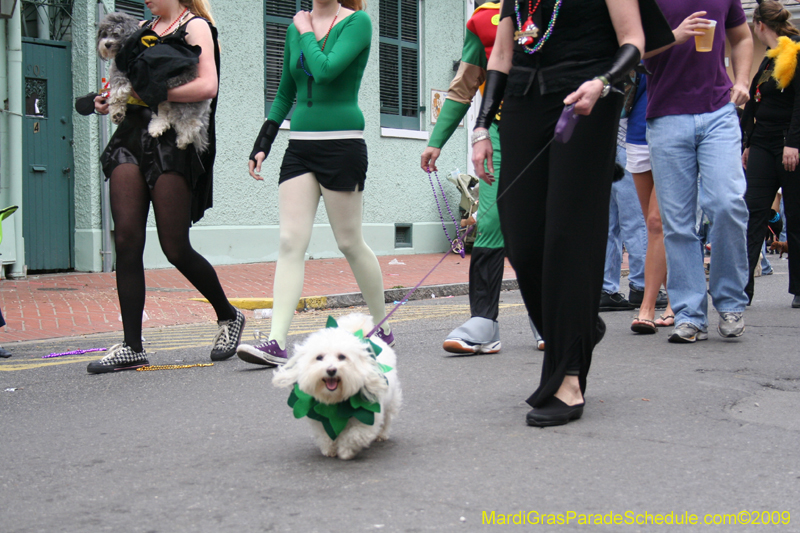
644,0,747,119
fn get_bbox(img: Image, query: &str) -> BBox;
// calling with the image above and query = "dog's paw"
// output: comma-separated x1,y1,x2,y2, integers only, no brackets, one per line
337,449,357,460
148,121,168,138
375,435,389,442
110,110,126,125
322,448,338,458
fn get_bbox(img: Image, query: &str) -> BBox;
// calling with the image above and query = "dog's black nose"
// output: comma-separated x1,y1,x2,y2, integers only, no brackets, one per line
105,42,113,49
326,368,337,377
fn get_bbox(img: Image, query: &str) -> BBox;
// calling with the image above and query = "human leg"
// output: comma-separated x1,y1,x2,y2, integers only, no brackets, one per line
696,104,749,324
468,121,506,322
632,169,673,326
152,173,236,320
150,172,243,360
524,92,622,415
743,143,779,296
320,186,390,339
87,164,151,373
237,174,321,365
444,124,506,354
648,114,708,333
271,173,322,347
616,179,648,297
602,160,623,296
779,159,800,297
108,164,151,353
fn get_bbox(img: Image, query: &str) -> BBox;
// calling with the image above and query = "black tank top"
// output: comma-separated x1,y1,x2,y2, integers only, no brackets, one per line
500,0,619,94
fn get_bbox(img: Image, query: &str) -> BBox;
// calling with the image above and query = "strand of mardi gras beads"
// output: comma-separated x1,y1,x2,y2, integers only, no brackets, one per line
136,363,215,371
515,0,563,54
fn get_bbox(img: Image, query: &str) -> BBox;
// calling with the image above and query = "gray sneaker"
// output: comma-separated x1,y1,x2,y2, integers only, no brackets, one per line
668,323,708,344
718,312,745,338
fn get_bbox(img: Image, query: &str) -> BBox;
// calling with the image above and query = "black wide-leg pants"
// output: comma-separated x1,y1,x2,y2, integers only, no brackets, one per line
498,85,622,408
744,141,800,300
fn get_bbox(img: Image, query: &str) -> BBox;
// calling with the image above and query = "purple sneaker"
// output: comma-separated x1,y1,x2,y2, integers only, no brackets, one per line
236,339,287,366
374,327,395,347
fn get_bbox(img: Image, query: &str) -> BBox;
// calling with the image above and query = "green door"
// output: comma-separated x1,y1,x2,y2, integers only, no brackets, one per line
22,39,75,271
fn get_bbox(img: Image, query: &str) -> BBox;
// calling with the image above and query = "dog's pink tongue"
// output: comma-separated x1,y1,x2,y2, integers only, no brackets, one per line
325,378,339,391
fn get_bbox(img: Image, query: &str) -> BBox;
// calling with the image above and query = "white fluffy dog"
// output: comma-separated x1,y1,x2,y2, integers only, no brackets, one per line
96,12,212,152
273,314,402,460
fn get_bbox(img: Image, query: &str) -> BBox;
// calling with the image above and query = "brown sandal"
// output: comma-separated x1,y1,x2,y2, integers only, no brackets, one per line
655,313,675,327
631,318,658,334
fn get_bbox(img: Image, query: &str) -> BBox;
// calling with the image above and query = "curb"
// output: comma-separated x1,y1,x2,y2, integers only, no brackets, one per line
192,279,520,311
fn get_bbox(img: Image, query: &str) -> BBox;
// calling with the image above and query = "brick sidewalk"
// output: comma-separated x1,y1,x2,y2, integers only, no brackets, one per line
0,252,517,344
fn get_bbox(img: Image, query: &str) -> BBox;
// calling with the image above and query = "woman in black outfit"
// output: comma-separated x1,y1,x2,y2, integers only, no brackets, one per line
472,0,667,426
89,0,245,373
741,0,800,309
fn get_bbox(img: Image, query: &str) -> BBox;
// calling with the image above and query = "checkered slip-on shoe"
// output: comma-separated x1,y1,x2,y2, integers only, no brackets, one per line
210,309,246,361
87,344,149,374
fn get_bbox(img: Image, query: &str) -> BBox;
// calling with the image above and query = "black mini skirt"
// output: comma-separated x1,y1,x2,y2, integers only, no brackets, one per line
100,104,214,222
101,104,205,187
279,138,368,191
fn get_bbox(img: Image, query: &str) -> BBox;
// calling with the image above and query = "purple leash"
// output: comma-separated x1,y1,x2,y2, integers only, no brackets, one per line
368,105,576,339
366,243,467,339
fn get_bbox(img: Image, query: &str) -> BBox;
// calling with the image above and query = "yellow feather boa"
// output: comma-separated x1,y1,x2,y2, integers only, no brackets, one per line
766,36,800,89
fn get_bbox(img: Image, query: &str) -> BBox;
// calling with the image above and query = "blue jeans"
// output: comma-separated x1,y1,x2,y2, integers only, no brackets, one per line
647,103,749,329
603,144,647,294
780,197,787,242
761,241,773,274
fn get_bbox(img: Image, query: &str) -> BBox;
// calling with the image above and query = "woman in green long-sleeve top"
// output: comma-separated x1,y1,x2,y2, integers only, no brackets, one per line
238,0,393,366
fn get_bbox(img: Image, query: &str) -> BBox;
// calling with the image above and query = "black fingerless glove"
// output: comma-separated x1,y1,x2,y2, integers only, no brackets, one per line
250,119,280,162
599,43,642,89
474,70,508,131
75,93,99,116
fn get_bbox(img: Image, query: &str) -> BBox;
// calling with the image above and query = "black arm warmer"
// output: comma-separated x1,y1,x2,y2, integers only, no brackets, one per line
599,43,642,88
474,70,507,131
250,119,280,162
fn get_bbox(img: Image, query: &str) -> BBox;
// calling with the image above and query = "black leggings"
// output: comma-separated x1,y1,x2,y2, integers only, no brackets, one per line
110,164,235,352
498,87,622,408
744,141,800,299
469,246,505,320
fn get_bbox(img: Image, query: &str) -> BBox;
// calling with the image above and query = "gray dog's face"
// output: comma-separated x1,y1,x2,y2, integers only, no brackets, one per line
97,12,140,60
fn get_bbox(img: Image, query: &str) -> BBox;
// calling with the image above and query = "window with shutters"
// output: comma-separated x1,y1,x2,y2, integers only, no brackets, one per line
265,0,313,117
379,0,419,130
115,0,152,20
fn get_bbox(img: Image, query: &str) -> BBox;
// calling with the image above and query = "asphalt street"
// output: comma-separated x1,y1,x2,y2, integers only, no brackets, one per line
1,260,799,532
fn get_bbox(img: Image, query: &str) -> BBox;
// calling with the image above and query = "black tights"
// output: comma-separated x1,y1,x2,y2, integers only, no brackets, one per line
110,164,235,352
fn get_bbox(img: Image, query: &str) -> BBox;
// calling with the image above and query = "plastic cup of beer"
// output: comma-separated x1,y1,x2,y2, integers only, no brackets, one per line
695,20,716,52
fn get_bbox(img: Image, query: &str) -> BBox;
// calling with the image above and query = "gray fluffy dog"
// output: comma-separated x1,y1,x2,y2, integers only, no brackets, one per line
96,12,212,152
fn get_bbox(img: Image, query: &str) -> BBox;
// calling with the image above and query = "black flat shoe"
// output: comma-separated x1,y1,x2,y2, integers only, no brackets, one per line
526,396,585,427
793,294,800,309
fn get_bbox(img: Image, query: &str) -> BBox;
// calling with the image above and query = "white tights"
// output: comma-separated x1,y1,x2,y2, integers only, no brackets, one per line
269,173,388,348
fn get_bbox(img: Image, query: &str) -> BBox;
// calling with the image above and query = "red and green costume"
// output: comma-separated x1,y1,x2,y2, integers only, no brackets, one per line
430,3,543,352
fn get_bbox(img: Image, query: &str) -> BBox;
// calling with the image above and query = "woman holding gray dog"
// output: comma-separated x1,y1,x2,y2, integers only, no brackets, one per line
240,0,393,366
89,0,245,373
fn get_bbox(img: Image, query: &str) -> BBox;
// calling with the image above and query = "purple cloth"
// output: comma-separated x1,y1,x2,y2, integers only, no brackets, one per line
644,0,747,119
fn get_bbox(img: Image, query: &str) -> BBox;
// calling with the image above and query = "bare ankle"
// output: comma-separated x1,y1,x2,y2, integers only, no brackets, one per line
554,375,583,406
